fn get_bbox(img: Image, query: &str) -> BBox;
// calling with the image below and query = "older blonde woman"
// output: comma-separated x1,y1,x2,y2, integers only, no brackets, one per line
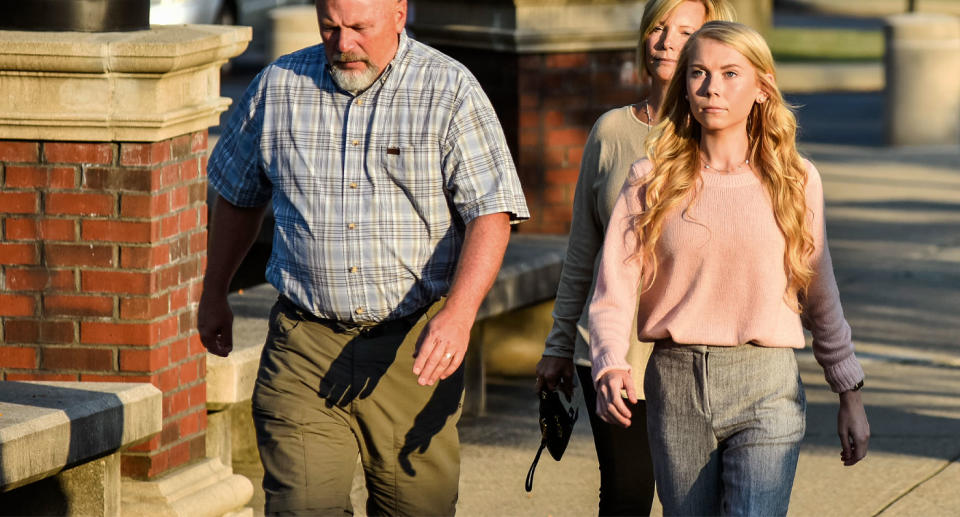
589,21,870,515
536,1,735,514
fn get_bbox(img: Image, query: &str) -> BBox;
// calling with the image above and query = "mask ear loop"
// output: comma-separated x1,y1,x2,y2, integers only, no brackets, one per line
525,440,547,492
526,390,551,492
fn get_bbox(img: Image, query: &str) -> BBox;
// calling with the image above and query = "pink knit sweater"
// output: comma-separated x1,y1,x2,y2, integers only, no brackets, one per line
588,158,864,393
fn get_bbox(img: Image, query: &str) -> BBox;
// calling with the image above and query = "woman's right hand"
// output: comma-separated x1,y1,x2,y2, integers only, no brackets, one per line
596,369,637,428
535,356,575,399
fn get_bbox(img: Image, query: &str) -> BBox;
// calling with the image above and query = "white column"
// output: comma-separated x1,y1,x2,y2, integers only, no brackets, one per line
884,13,960,146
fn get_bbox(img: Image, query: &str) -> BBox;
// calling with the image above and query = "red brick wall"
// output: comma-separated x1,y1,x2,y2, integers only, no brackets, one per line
0,134,209,479
431,46,640,234
515,50,640,234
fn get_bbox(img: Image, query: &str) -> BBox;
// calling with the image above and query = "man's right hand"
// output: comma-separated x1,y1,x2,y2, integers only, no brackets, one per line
197,195,268,358
198,291,234,357
535,355,575,399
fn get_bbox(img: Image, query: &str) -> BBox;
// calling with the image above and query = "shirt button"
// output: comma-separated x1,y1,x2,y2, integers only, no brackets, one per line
349,266,358,273
349,182,357,189
348,223,356,230
352,139,359,146
357,99,363,105
355,307,364,315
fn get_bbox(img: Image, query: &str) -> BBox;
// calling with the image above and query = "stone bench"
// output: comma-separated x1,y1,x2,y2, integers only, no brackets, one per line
205,233,567,465
467,233,567,414
0,381,161,516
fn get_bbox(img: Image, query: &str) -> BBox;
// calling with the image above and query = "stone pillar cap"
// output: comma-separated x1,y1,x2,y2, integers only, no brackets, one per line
0,24,252,74
0,24,251,142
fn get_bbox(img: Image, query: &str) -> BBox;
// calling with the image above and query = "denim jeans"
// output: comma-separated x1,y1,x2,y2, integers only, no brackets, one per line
645,342,806,516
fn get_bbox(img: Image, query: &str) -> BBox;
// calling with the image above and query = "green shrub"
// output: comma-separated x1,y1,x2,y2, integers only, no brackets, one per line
768,27,883,62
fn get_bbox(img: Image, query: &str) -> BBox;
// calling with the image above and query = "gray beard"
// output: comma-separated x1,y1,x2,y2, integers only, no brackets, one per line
329,62,381,94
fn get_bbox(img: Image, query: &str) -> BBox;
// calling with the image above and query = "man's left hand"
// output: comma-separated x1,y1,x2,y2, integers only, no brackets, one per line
412,306,472,386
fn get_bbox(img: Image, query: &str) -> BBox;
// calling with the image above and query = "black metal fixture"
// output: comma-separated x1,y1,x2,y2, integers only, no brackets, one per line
0,0,150,32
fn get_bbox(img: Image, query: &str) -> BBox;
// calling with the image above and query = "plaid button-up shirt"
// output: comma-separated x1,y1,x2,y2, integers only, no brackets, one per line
209,31,529,323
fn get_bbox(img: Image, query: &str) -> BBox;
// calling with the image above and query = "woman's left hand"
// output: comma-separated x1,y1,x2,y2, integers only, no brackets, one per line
837,389,870,466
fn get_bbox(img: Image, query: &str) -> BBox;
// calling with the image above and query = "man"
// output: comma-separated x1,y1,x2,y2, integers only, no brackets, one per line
197,0,528,514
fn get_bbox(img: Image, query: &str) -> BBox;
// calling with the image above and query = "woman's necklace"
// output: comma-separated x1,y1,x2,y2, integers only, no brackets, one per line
701,156,750,174
636,99,653,123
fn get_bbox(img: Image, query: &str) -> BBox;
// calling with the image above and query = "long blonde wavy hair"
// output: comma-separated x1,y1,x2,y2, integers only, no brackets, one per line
637,0,738,84
634,21,815,311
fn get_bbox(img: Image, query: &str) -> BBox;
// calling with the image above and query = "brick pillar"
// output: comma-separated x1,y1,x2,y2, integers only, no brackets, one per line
0,135,209,477
410,0,646,234
515,50,639,234
0,26,249,481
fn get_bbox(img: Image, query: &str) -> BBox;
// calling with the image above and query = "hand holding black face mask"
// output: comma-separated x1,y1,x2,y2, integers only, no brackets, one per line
524,388,579,492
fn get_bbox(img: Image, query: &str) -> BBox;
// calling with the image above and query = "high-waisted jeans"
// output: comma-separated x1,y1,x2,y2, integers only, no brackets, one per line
645,342,806,516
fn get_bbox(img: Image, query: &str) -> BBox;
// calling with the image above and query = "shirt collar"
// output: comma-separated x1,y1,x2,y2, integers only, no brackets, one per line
372,29,410,92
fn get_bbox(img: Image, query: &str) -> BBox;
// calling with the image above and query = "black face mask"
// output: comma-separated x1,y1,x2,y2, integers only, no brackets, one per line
525,388,579,492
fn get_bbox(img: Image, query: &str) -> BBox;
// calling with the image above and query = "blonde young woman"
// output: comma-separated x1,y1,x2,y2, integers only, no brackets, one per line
536,1,734,514
588,21,870,515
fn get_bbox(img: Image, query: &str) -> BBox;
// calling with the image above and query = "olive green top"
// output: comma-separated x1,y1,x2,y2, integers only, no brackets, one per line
544,104,653,395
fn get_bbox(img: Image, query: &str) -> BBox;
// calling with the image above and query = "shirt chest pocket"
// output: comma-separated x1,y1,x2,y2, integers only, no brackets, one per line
374,144,454,234
377,144,445,199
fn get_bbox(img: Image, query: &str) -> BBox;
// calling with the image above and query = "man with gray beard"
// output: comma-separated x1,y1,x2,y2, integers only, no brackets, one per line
198,0,528,514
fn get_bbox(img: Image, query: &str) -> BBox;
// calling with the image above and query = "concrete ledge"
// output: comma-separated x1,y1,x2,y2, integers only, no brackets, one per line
206,344,263,410
0,381,161,492
478,234,566,319
206,284,278,409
